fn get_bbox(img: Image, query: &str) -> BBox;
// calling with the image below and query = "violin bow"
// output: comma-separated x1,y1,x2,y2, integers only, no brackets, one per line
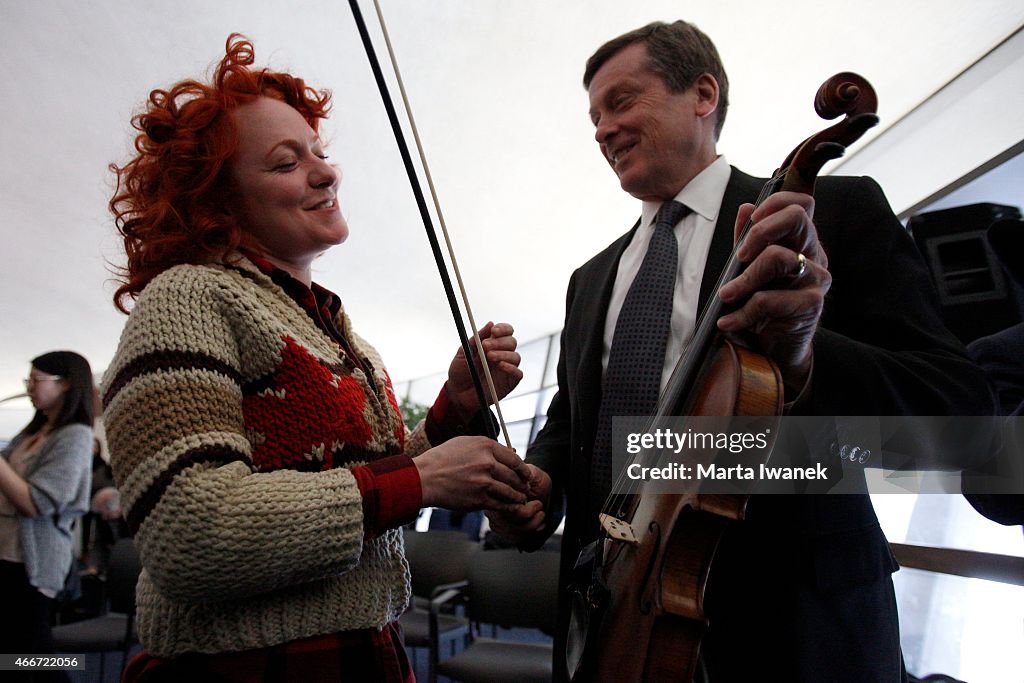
347,0,512,446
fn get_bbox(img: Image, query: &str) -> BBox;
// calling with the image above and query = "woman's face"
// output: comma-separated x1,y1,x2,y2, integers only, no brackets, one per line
226,97,348,275
26,368,67,415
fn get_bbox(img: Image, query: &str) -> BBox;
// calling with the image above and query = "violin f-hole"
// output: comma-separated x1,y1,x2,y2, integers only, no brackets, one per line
638,521,663,615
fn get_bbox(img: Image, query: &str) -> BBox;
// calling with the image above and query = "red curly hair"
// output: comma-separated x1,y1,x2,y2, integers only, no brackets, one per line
109,34,332,312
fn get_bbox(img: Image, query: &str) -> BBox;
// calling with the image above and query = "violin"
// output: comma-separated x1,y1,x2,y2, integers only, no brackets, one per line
566,72,879,682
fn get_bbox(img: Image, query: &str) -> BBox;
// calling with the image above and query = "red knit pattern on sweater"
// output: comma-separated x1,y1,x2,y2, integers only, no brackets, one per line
243,336,377,471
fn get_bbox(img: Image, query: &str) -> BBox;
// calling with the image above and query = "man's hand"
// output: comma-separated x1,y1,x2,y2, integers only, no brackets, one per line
717,192,832,396
486,464,552,544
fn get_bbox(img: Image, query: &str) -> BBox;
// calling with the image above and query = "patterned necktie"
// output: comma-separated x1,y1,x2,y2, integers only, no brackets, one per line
590,200,692,522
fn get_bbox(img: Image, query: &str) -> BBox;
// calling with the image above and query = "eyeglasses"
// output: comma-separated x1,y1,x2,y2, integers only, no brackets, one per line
23,373,63,388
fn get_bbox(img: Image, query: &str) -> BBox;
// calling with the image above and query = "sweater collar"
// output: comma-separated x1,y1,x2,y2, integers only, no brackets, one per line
236,250,342,324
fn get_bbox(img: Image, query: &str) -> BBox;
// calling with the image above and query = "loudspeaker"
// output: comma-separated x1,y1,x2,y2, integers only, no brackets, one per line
908,202,1023,344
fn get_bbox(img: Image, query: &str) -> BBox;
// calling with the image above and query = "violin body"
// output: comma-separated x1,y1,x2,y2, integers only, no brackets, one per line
571,341,782,682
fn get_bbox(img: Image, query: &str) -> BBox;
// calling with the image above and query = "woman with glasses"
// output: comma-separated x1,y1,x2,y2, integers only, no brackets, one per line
0,351,95,678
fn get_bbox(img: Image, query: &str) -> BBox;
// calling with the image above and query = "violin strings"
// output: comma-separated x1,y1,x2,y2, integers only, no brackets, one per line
370,0,513,448
602,170,783,518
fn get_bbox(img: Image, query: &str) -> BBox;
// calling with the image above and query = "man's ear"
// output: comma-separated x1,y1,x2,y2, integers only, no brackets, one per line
693,73,720,121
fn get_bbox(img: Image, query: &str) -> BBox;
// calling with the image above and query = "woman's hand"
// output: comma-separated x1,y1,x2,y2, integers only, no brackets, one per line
91,487,123,521
0,454,37,517
414,435,529,511
446,321,523,417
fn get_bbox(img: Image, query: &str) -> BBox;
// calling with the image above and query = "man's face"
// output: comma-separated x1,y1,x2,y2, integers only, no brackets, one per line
587,42,716,201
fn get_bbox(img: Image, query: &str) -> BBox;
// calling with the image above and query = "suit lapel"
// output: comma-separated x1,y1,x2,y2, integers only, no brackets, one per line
574,220,641,447
697,167,765,314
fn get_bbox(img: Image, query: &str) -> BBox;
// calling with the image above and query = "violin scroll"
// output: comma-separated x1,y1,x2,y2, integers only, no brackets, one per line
780,72,879,194
813,72,877,122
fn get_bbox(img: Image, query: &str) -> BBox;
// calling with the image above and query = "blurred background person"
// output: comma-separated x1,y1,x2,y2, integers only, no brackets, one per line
79,437,127,577
963,218,1024,526
0,351,95,680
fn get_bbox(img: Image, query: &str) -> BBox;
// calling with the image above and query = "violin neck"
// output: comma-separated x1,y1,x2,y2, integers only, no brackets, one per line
601,168,789,523
659,168,786,413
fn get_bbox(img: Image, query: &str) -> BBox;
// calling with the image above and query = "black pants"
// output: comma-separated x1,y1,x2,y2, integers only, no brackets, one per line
0,560,70,683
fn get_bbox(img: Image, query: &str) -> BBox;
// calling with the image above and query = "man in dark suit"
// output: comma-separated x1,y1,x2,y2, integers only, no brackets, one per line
963,218,1024,525
488,20,991,681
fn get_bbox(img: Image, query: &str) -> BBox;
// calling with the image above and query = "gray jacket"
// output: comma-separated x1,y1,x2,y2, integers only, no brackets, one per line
3,423,92,594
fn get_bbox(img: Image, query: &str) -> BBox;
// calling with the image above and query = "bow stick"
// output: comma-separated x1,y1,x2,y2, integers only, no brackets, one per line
347,0,512,446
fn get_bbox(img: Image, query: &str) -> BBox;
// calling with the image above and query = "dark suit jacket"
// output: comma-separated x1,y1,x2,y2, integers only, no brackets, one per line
962,324,1024,525
968,323,1024,417
526,167,992,681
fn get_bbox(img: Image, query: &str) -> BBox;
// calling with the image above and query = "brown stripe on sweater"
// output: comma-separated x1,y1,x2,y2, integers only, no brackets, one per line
126,444,252,535
104,349,243,405
106,375,246,487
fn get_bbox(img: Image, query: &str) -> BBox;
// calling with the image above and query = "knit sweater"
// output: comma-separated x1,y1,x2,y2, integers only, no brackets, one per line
103,256,433,657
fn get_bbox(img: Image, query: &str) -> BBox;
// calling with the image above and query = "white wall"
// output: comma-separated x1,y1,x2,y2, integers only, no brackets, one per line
833,29,1024,216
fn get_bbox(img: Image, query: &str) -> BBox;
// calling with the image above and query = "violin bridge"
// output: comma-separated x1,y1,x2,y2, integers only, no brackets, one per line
600,513,639,545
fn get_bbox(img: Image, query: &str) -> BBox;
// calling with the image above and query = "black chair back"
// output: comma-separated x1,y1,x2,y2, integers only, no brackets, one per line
463,549,559,632
403,529,479,598
107,538,140,614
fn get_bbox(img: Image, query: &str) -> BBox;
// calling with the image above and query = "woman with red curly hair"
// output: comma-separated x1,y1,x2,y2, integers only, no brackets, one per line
104,35,527,682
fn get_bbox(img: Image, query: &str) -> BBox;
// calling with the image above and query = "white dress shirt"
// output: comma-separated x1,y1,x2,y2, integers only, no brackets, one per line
602,155,732,391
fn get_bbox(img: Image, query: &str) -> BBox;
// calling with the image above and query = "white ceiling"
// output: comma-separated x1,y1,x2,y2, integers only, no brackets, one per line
2,0,1023,436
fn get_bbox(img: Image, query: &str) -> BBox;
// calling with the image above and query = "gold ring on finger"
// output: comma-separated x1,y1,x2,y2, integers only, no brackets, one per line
793,252,807,279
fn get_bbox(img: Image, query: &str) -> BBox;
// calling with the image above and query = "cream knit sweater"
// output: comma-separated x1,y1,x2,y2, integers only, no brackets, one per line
103,256,430,657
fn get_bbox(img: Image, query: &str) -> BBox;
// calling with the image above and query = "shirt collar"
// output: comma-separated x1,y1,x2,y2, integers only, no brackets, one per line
241,249,341,321
640,155,732,229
